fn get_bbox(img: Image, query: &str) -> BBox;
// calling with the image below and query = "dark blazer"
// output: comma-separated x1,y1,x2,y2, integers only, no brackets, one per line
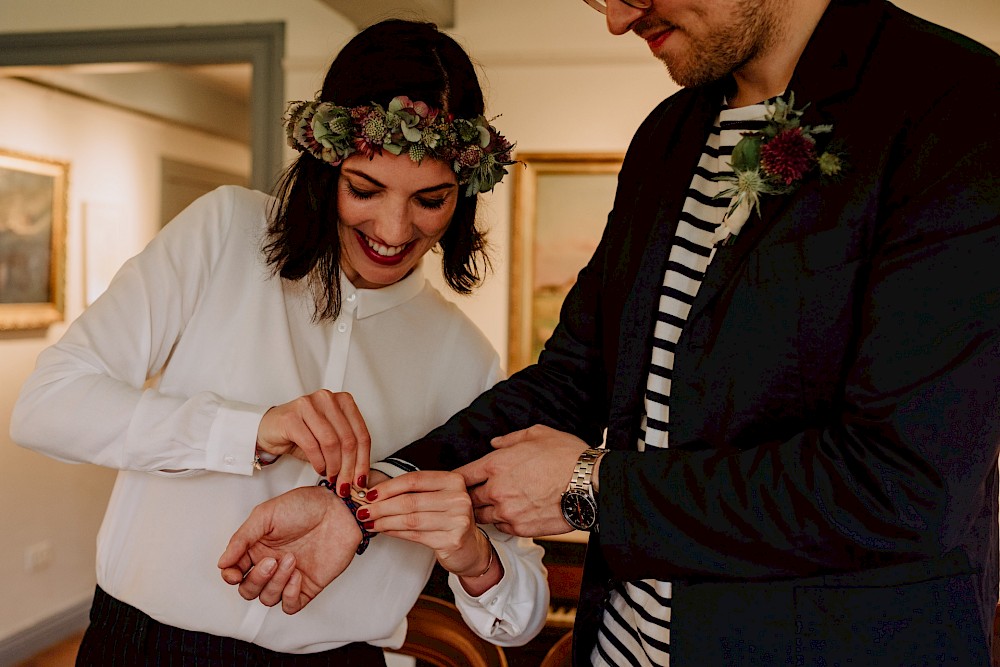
397,1,1000,664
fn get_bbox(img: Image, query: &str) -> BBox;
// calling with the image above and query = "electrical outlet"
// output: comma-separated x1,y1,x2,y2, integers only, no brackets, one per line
24,540,53,573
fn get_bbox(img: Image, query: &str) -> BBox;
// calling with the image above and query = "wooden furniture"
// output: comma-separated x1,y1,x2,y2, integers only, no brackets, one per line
539,532,588,630
539,630,574,667
386,594,508,667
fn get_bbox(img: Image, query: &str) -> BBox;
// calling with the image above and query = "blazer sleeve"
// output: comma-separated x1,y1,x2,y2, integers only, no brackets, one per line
390,219,616,471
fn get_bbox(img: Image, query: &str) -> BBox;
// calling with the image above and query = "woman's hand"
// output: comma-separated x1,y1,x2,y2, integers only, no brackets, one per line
362,470,503,595
256,390,371,496
217,486,361,614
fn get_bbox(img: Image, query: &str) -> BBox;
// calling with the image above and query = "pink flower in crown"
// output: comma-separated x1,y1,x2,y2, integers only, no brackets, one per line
393,96,438,124
759,127,817,186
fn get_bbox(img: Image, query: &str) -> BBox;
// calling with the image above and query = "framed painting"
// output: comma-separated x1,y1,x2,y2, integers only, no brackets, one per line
0,149,69,330
508,152,623,373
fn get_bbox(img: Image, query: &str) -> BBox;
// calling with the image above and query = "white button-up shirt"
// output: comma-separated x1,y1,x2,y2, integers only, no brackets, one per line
11,186,548,653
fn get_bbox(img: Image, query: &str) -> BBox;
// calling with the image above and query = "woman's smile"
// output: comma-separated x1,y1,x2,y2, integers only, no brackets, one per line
354,229,415,264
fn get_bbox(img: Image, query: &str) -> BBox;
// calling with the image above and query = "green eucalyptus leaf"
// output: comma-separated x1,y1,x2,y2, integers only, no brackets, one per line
731,135,762,171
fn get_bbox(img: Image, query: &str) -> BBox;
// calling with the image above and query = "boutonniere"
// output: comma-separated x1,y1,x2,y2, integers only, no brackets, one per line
713,92,844,245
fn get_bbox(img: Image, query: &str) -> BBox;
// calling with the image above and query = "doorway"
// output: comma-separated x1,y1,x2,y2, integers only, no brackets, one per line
0,23,285,192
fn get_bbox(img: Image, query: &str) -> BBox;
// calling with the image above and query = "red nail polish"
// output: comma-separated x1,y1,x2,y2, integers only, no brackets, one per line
363,521,375,530
339,483,350,497
357,475,368,489
365,489,378,501
356,508,370,521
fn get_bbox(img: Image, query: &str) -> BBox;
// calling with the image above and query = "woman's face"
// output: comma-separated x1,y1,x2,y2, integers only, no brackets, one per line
337,151,459,290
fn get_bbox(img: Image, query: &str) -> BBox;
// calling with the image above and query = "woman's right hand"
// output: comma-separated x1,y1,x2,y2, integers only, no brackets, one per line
256,390,371,495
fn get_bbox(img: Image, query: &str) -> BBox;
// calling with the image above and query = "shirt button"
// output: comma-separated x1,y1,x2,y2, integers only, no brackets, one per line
346,293,357,302
489,598,498,606
337,322,348,333
224,455,235,465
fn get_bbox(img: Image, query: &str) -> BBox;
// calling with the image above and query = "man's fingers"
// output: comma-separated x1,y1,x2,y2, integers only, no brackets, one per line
473,505,496,525
455,458,489,487
489,427,534,449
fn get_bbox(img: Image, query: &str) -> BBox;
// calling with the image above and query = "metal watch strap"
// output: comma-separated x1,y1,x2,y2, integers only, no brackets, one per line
567,448,604,494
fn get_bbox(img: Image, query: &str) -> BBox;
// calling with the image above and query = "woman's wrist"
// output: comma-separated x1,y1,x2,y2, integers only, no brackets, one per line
252,443,280,470
461,527,495,578
455,527,503,596
456,527,497,579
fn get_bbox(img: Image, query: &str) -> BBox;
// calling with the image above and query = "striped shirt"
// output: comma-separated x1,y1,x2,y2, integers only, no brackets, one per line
592,102,768,667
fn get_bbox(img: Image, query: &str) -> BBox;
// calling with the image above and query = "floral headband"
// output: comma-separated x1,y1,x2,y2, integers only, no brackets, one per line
284,95,516,197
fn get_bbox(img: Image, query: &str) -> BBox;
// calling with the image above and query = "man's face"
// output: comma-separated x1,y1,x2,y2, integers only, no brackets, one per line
620,0,787,88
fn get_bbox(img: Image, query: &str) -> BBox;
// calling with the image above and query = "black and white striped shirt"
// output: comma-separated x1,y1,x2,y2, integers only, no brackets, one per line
592,102,768,667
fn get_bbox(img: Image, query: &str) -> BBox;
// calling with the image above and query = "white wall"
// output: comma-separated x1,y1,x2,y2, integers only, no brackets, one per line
0,0,997,655
0,75,250,644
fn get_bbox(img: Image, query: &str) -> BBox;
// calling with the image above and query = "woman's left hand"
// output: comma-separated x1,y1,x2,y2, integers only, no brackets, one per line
362,470,501,594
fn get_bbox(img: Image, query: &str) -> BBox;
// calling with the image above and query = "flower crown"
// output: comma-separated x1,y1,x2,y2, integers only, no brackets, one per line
284,95,516,197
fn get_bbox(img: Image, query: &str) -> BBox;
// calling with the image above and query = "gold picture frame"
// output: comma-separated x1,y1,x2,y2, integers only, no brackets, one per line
0,149,69,330
508,152,623,373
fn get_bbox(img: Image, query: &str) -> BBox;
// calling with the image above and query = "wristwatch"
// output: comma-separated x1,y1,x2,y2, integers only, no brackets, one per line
560,448,606,531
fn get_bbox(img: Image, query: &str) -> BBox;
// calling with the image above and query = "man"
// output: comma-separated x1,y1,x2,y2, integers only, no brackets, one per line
221,0,1000,664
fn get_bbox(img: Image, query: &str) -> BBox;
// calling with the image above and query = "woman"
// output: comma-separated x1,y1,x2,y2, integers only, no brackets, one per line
10,19,547,666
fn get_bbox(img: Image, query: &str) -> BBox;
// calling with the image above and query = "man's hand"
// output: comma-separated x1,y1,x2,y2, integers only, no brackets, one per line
256,390,371,497
217,486,361,614
456,425,589,537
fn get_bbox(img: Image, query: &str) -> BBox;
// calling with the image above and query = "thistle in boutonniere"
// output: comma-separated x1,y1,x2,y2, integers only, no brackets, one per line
713,92,844,245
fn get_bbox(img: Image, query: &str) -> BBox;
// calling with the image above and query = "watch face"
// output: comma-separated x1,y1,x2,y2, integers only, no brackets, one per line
561,489,597,530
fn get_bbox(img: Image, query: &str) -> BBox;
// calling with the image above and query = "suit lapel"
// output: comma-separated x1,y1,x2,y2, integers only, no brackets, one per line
684,0,883,327
609,89,722,447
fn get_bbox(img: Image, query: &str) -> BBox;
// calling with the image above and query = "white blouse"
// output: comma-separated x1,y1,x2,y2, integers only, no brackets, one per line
11,186,548,653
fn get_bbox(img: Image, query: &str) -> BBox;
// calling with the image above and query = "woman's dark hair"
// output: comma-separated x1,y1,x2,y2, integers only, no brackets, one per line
265,19,492,321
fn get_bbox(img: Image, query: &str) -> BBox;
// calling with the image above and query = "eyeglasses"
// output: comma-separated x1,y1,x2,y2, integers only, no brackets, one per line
581,0,654,14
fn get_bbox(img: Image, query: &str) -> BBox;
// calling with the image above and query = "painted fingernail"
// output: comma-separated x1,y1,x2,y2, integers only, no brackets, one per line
356,508,370,521
339,483,350,497
357,475,368,488
363,521,375,530
365,489,378,501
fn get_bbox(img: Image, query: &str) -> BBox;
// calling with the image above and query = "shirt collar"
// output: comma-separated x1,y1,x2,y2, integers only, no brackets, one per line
340,261,427,320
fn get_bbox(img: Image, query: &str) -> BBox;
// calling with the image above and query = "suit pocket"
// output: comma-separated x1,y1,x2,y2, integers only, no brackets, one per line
795,572,987,666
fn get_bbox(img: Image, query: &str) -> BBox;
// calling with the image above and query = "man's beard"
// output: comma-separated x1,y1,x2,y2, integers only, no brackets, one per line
651,1,785,89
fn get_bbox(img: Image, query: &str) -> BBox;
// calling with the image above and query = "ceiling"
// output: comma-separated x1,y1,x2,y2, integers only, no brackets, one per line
0,1,455,143
2,0,994,145
317,0,454,28
1,62,253,143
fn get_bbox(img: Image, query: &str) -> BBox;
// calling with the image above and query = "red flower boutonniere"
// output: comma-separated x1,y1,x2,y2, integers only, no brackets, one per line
714,92,845,245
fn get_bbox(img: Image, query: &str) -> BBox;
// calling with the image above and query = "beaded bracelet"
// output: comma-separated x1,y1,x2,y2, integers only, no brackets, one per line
318,479,376,555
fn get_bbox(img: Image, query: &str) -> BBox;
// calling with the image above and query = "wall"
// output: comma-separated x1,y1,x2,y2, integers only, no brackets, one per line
0,0,998,658
0,75,251,650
